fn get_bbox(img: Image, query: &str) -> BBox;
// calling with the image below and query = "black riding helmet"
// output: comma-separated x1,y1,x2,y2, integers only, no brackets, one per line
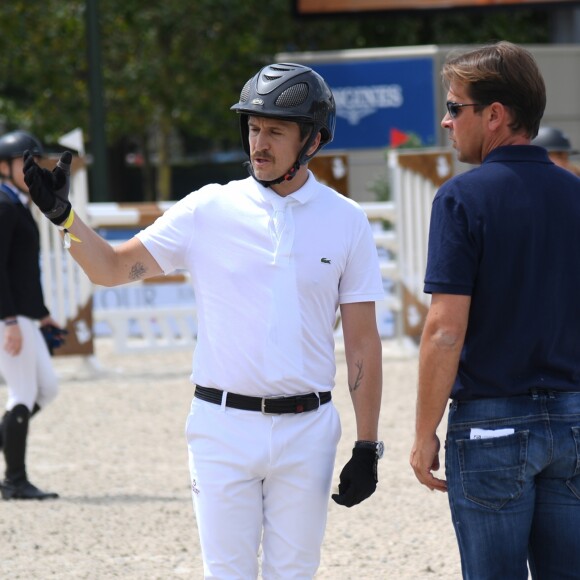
0,130,44,182
231,63,336,187
532,126,578,155
0,130,44,160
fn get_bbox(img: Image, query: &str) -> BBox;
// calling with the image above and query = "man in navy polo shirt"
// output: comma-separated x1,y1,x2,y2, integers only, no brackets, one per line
410,41,580,579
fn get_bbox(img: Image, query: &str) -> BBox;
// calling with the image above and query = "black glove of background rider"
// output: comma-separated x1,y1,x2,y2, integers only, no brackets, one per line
332,446,378,508
23,150,73,225
40,324,68,356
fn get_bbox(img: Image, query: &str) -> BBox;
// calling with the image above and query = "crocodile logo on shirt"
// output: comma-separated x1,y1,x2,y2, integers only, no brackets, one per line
321,258,331,264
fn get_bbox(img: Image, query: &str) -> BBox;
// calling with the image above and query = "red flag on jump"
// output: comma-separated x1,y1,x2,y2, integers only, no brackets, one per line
390,128,410,148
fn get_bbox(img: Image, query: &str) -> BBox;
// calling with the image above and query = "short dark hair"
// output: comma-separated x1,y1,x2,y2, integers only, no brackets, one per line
442,41,546,139
297,122,313,143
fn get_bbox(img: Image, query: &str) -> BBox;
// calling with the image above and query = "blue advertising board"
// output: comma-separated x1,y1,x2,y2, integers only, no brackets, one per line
309,58,437,150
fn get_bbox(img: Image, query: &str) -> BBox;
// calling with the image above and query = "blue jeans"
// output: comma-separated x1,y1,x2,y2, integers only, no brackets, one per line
445,390,580,580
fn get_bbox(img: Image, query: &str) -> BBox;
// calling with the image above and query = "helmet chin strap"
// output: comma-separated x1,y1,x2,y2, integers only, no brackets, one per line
244,128,320,188
244,160,301,188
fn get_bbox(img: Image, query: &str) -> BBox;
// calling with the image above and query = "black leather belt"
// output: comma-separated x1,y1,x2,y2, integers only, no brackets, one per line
195,385,331,414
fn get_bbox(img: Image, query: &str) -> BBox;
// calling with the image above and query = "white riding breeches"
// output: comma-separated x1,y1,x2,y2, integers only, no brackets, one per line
0,316,58,411
186,395,341,579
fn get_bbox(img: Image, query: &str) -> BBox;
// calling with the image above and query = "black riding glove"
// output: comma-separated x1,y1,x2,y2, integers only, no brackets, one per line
40,324,68,356
331,446,378,508
23,150,72,225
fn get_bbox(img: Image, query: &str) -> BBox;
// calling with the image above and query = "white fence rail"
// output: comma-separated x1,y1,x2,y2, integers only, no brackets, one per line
94,305,198,354
388,148,454,339
35,155,95,359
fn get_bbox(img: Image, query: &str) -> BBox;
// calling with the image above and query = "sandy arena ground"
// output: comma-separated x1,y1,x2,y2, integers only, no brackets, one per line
0,339,462,579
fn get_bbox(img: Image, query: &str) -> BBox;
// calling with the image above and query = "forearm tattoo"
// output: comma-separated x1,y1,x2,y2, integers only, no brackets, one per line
349,360,364,392
129,262,147,281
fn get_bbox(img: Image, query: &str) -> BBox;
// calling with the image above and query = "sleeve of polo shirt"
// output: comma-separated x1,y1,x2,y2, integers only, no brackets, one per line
135,194,197,274
339,209,385,304
424,184,478,296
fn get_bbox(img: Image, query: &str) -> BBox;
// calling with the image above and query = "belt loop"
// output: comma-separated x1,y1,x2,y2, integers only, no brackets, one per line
220,390,228,412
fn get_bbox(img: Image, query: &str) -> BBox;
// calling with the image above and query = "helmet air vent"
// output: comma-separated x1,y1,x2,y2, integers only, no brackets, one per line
275,83,309,108
239,80,252,103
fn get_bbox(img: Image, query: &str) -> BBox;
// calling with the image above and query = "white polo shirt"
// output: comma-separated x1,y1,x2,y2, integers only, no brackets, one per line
136,171,384,396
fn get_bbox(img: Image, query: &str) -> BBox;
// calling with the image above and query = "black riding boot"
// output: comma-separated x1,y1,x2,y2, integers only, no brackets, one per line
0,404,39,451
1,404,58,500
0,410,7,451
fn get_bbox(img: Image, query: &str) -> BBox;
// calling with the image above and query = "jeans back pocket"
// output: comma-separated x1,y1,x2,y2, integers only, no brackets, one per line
457,430,529,510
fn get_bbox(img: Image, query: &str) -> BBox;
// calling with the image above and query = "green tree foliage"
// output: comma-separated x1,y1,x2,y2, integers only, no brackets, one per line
0,2,88,142
0,1,552,200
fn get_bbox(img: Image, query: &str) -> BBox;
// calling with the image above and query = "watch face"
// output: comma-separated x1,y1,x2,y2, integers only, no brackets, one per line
376,441,385,459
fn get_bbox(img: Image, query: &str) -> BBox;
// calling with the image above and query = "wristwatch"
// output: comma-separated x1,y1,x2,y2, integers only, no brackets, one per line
355,440,384,459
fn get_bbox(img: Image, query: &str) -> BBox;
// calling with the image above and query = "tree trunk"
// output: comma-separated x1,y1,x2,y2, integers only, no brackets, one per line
139,134,155,202
156,118,172,201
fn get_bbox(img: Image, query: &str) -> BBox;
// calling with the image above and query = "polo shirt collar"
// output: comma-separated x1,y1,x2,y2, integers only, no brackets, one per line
254,170,319,207
483,144,552,165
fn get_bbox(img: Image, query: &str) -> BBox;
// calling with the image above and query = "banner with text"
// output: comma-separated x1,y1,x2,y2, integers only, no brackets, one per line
311,58,437,150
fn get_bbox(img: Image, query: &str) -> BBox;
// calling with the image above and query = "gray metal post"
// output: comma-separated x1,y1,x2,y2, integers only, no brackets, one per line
550,7,580,44
85,0,109,202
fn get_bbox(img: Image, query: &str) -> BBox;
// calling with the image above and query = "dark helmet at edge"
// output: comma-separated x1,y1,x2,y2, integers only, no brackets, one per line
0,130,44,160
231,63,336,184
532,126,578,155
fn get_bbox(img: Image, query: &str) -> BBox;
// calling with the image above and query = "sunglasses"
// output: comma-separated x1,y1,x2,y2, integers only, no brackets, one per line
446,101,483,119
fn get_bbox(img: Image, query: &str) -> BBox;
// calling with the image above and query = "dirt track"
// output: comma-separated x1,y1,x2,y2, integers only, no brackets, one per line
0,339,461,579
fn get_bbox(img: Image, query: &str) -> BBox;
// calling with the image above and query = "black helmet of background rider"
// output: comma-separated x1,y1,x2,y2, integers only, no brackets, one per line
532,126,578,155
0,130,44,182
231,63,336,188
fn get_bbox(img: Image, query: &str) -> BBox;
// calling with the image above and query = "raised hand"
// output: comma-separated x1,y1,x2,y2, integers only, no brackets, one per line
23,150,72,225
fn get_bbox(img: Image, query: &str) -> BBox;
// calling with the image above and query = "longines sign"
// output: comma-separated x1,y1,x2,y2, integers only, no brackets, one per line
311,58,436,150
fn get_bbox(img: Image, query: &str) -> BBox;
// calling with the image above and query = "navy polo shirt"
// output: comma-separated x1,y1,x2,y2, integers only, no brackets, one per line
425,145,580,400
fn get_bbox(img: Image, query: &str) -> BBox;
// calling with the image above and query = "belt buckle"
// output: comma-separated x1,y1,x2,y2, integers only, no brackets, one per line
261,395,285,415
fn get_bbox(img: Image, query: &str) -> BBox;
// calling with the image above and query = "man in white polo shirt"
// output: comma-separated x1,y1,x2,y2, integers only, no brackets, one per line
23,62,385,579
